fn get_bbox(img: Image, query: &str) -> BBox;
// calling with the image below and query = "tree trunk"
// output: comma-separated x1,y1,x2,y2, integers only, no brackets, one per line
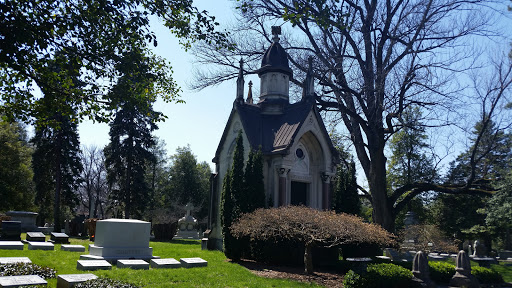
304,242,314,275
368,146,395,232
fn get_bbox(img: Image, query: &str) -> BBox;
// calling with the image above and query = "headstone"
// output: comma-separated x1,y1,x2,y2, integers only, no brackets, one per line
180,257,207,268
0,241,24,250
61,245,86,252
117,259,149,270
411,251,435,288
150,258,181,269
76,260,112,271
450,250,479,288
80,219,158,262
57,274,97,288
5,211,38,232
36,226,54,235
0,257,31,264
50,232,70,244
473,240,487,257
499,250,512,260
384,248,401,261
0,221,21,241
468,244,473,256
28,242,54,251
0,275,47,287
26,232,46,242
175,203,200,239
64,220,70,235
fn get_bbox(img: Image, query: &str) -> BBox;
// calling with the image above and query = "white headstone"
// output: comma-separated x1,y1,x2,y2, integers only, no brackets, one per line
117,259,149,270
26,232,45,242
0,275,47,287
61,245,86,252
0,241,24,250
180,257,208,268
150,258,181,269
76,260,112,271
57,274,97,288
0,257,31,264
81,219,157,261
28,242,54,250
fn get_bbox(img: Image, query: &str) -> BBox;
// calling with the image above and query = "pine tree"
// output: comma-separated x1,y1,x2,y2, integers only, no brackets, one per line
332,161,360,215
247,149,265,211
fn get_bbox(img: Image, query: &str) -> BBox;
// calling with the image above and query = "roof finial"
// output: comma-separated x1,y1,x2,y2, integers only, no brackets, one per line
236,58,245,102
246,81,253,104
271,26,281,43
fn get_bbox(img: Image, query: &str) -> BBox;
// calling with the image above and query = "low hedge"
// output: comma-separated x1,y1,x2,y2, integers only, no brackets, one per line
343,263,413,288
74,277,141,288
0,263,56,279
472,266,504,284
428,261,455,284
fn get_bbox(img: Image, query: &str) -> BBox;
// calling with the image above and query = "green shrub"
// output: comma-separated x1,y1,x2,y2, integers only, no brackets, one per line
472,266,504,284
74,278,141,288
0,263,56,279
343,263,412,288
429,261,455,284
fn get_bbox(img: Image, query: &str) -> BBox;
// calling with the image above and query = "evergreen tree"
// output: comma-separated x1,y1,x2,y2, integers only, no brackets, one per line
221,131,244,260
32,114,83,230
0,119,35,211
333,161,360,215
486,173,512,250
246,149,265,211
104,49,163,219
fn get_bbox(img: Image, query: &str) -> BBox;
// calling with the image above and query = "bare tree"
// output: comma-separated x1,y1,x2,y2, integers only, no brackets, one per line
79,145,109,218
192,0,512,231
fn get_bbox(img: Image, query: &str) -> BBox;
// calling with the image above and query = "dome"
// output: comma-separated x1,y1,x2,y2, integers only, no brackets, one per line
258,41,293,77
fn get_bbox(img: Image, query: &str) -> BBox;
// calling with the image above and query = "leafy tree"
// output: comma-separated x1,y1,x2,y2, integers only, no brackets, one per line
221,131,244,260
104,50,160,220
333,161,360,216
31,114,83,230
192,0,512,232
0,0,230,123
0,118,35,211
167,145,211,220
241,148,266,213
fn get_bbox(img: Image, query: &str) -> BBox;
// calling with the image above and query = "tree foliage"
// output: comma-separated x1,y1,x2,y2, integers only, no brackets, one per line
0,0,231,123
241,148,266,213
192,0,512,232
0,118,35,211
231,206,395,274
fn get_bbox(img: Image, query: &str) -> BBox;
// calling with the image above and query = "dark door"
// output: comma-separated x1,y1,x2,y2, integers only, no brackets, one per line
291,181,308,206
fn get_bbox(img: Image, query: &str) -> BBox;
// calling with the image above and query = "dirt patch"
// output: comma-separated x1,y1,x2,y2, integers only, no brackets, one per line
236,259,345,287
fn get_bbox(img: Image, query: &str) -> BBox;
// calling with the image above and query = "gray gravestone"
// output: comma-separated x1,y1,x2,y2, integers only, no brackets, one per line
117,259,149,270
0,275,47,287
28,242,54,250
50,232,69,244
450,250,479,288
76,260,112,271
411,251,435,288
0,241,24,250
26,232,45,242
61,245,85,252
150,258,181,269
180,257,207,268
0,257,31,264
57,274,97,288
0,221,21,241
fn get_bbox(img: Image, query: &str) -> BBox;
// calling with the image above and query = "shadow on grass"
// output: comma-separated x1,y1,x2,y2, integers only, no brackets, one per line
150,238,201,245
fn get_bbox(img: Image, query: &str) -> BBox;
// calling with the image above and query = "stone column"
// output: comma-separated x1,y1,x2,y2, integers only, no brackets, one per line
321,173,331,210
277,168,290,206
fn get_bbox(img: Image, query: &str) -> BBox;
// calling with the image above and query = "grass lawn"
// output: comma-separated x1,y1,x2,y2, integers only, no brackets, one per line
0,234,322,287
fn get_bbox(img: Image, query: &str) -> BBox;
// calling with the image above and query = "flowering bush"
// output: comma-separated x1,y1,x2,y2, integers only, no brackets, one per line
231,206,396,273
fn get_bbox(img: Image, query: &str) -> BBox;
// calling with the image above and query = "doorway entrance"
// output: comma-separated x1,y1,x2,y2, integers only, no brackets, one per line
291,181,308,206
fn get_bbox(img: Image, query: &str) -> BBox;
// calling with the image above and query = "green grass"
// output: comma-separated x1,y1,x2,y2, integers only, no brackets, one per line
0,234,321,287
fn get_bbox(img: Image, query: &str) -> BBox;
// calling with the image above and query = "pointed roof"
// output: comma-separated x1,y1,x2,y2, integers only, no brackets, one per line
258,26,292,77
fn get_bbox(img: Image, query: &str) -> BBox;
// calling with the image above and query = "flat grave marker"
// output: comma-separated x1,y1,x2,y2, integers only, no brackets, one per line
28,242,54,251
61,245,85,252
50,232,69,244
57,274,97,288
150,258,181,269
26,232,45,242
76,260,112,271
0,257,31,264
179,257,208,268
117,259,149,270
0,241,23,250
0,275,47,287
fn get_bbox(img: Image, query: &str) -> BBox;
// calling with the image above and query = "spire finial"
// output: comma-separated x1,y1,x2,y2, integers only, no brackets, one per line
246,80,253,104
271,26,281,43
236,58,245,101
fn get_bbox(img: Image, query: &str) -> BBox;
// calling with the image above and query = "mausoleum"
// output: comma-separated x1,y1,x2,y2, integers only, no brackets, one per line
208,27,338,250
